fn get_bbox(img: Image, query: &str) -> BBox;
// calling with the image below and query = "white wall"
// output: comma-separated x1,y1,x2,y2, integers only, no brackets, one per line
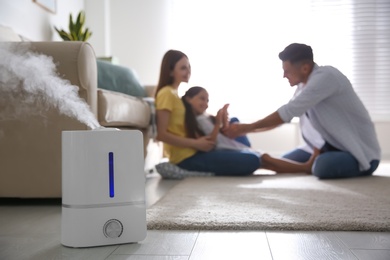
84,0,390,160
84,0,110,56
248,123,301,157
2,0,388,160
85,0,172,86
374,122,390,160
0,0,84,41
249,122,390,160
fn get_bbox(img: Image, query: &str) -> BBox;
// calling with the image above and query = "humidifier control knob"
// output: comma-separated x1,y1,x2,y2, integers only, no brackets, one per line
103,219,123,238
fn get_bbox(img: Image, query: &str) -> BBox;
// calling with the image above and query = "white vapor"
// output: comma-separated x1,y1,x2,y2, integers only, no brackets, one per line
0,43,100,129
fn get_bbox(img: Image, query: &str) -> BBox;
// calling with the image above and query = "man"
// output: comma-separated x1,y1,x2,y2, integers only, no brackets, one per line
224,43,381,179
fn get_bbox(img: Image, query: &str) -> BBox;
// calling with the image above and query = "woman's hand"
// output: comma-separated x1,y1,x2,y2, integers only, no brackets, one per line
157,110,214,151
192,136,215,152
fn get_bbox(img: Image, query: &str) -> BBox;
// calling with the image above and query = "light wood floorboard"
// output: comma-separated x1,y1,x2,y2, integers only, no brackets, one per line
189,231,272,260
350,249,390,260
112,230,198,256
0,234,119,260
1,172,390,259
267,231,357,260
336,232,390,249
106,256,189,260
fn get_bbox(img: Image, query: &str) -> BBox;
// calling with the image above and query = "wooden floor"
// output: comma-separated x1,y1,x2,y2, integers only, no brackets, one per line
1,173,390,260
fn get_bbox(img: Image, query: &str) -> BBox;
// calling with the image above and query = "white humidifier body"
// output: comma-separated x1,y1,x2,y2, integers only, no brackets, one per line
61,129,146,248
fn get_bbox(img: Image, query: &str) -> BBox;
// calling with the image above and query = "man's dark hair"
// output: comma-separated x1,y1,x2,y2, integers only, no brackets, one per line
278,43,313,64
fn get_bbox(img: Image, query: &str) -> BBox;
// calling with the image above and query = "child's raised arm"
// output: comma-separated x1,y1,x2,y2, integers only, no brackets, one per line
208,108,224,142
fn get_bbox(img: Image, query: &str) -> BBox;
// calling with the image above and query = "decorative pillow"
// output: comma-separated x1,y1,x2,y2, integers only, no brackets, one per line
155,162,215,179
96,59,147,97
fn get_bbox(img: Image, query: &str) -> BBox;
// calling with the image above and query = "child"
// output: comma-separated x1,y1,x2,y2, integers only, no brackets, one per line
182,86,254,152
181,86,319,173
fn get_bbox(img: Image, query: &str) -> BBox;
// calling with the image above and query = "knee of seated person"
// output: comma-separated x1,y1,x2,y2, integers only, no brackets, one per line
242,153,261,173
311,166,328,179
229,117,239,123
311,155,350,179
311,156,333,179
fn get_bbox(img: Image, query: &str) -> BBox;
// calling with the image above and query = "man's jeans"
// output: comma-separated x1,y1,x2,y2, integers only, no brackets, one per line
283,148,380,179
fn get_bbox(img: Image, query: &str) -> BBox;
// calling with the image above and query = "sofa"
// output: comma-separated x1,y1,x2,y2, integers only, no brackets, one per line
0,26,153,198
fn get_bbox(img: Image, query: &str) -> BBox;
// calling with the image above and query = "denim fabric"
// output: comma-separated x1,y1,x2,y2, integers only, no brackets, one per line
282,148,311,163
282,148,380,179
229,117,251,147
177,150,260,176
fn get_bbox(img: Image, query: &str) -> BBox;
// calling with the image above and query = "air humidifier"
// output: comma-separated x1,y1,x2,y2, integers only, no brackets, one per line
61,128,147,248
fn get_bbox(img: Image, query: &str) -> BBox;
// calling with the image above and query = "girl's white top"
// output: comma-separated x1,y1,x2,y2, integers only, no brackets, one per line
196,114,261,155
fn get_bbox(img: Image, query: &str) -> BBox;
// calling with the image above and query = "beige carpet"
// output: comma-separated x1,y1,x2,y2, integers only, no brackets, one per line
147,163,390,231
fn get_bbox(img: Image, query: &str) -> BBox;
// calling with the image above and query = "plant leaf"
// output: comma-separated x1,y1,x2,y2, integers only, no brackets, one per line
68,13,74,34
55,10,92,42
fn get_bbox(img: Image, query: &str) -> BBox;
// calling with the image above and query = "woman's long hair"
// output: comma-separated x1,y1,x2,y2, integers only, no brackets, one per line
182,86,206,138
155,50,188,98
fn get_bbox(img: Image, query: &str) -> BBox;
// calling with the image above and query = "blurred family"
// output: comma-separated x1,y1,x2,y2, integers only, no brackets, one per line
155,44,381,179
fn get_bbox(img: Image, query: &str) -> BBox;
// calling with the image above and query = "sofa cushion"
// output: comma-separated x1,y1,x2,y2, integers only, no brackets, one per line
98,88,150,128
97,59,147,97
155,162,214,179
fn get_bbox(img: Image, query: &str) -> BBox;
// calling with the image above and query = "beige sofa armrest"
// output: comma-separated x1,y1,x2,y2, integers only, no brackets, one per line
0,41,98,198
28,41,98,116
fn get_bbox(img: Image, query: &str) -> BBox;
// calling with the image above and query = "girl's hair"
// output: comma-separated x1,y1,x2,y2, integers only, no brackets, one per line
182,86,206,138
155,50,188,98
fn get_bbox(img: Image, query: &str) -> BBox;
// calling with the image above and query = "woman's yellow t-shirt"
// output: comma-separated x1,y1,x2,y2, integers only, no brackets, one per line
155,86,197,164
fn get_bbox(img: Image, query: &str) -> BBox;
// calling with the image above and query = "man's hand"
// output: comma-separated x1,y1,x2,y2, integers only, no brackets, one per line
222,123,252,139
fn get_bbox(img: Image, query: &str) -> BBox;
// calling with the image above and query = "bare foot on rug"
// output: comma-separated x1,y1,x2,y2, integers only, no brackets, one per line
261,153,317,174
304,148,320,174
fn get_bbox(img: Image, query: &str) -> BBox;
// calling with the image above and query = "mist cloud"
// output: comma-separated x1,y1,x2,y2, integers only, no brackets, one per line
0,43,100,129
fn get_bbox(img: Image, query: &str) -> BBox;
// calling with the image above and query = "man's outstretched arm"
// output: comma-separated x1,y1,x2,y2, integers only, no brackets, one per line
223,111,284,138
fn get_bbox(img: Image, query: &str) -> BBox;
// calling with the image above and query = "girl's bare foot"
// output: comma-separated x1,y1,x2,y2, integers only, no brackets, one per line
305,148,320,174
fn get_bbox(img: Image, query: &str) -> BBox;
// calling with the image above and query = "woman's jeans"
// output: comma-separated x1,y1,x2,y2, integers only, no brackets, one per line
178,150,260,176
282,148,380,179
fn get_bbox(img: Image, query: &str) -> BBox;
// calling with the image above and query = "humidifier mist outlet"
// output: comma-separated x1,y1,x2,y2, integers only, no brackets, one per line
61,129,146,248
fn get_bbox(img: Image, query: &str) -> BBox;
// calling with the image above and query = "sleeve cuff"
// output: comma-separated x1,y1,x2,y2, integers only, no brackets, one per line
277,105,294,123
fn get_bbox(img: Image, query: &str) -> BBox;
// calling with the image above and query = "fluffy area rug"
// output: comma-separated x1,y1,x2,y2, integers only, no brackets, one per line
147,163,390,231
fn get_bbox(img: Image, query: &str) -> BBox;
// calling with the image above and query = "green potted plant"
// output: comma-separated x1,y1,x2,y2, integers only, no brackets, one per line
54,11,92,41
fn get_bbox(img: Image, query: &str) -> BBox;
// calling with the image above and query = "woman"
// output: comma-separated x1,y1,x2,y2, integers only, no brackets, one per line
155,50,315,176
